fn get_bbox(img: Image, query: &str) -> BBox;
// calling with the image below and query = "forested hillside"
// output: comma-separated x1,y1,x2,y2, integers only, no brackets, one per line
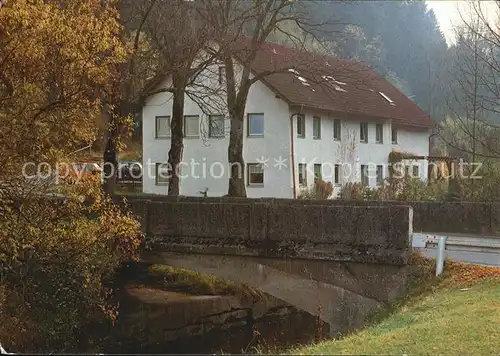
305,1,448,121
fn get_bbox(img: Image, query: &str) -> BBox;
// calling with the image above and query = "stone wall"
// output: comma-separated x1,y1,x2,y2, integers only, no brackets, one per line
324,200,495,235
117,195,500,235
122,198,412,265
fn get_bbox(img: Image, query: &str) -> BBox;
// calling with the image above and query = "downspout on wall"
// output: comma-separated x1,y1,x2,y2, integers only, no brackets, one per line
290,107,304,199
290,114,297,199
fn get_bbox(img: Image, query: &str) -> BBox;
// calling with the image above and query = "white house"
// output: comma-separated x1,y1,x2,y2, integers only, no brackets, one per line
142,40,433,198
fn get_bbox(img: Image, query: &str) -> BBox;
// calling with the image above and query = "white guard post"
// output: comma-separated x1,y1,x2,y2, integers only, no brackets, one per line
435,236,448,276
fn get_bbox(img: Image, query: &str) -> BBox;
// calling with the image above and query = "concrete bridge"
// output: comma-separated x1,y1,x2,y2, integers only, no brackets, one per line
126,198,413,337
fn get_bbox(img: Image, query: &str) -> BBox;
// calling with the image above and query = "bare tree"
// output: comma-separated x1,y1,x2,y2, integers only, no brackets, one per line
335,123,357,186
439,1,500,161
441,17,486,198
103,0,217,195
197,0,329,197
144,0,219,195
435,1,500,199
101,0,160,194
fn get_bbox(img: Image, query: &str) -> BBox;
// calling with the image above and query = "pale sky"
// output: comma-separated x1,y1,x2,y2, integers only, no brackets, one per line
426,1,498,46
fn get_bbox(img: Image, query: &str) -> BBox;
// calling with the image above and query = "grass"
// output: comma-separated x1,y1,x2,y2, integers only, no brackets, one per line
290,255,500,355
148,264,262,299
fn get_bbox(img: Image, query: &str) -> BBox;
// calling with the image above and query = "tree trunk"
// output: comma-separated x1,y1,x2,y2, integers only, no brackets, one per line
227,107,246,197
167,75,185,196
102,106,122,194
103,127,118,195
102,103,129,195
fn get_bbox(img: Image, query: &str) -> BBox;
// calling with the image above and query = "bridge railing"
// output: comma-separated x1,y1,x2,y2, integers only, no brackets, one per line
115,194,500,236
123,198,413,265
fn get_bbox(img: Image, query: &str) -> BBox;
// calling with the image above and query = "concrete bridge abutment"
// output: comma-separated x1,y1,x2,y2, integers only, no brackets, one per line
126,198,413,337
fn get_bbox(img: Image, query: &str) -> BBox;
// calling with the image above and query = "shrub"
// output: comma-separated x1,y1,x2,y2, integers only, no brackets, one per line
457,159,500,202
0,1,135,352
339,177,448,202
0,177,143,353
299,179,334,200
339,182,364,200
397,178,448,201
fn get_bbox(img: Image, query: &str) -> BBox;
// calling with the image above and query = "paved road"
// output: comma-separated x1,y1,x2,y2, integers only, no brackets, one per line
414,247,500,267
412,232,500,267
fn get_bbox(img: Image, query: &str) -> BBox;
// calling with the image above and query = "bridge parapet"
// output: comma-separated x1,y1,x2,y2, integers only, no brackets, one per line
128,200,412,265
119,195,499,235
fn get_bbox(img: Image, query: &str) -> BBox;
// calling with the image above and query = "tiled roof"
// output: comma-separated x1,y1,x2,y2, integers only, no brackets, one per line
234,39,433,129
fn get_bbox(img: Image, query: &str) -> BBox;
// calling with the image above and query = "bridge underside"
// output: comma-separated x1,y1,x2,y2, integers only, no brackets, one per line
144,251,408,338
131,200,413,337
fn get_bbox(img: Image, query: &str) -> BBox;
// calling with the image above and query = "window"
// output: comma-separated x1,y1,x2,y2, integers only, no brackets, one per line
247,163,264,185
333,119,341,140
184,115,200,138
376,165,384,185
297,114,305,138
360,122,368,143
247,113,264,136
314,164,322,181
155,116,171,138
209,115,225,138
413,165,419,178
379,91,394,105
392,127,398,144
376,123,383,143
405,165,410,177
313,116,321,139
334,164,341,185
361,164,369,186
298,163,307,186
155,163,171,185
218,66,225,85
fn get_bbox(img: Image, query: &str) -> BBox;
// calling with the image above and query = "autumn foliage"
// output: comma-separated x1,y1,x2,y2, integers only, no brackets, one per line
0,0,143,353
0,0,127,174
409,251,500,289
0,177,143,353
299,179,334,200
445,260,500,287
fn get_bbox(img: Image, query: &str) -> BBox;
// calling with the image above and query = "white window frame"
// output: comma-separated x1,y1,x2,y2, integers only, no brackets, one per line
333,119,341,141
376,123,383,144
298,163,307,186
313,116,321,139
209,115,225,138
361,164,369,186
155,162,171,185
314,163,322,181
297,114,305,138
247,163,264,186
184,115,200,138
376,165,384,185
360,122,368,143
413,165,419,178
334,164,341,185
155,116,171,138
247,113,264,137
392,127,398,144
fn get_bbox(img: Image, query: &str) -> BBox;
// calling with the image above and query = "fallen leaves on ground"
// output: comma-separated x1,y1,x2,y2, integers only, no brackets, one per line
445,260,500,287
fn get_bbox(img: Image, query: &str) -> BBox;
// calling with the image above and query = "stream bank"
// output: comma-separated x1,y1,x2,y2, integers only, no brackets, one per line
107,263,328,354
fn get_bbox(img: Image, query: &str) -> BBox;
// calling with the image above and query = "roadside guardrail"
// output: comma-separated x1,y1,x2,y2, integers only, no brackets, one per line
412,232,500,274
